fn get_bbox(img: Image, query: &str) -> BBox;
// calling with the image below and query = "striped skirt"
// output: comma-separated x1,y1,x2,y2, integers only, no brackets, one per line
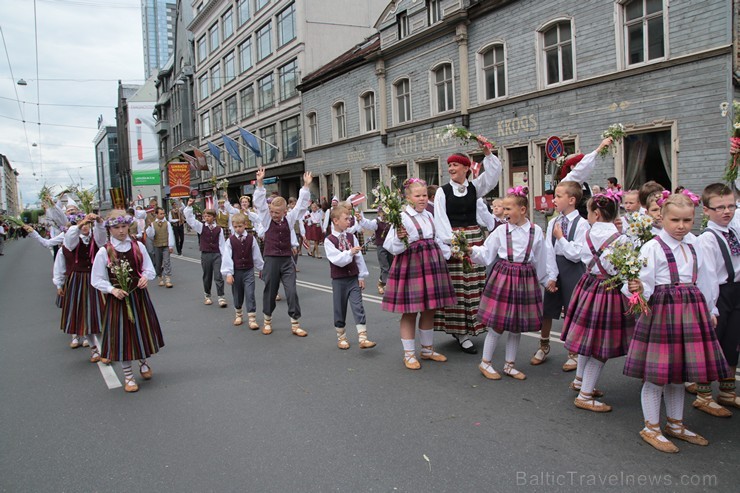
434,226,486,336
100,288,164,362
382,239,456,313
477,260,542,333
59,271,104,336
623,284,730,385
561,274,634,359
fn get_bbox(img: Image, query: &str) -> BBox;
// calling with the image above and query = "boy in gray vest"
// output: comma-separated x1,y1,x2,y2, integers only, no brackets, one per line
145,207,174,288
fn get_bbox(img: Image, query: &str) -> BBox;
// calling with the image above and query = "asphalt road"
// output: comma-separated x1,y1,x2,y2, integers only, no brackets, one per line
1,234,738,493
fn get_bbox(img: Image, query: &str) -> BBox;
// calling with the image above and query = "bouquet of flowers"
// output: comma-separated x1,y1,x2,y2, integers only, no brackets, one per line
371,176,407,247
1,215,25,228
623,212,655,249
442,124,495,150
720,101,740,183
602,242,650,316
108,256,136,322
37,184,55,205
217,178,229,194
68,185,96,214
599,123,627,157
450,229,473,273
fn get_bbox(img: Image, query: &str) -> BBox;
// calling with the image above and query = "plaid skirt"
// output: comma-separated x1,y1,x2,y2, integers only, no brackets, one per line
59,271,104,336
561,274,634,359
434,227,486,336
382,239,456,313
623,284,731,385
477,260,542,333
100,288,164,362
305,224,323,242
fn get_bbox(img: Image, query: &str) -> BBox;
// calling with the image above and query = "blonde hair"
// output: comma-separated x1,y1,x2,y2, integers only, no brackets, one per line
330,205,352,221
270,196,287,209
107,209,127,220
231,213,247,225
661,193,697,214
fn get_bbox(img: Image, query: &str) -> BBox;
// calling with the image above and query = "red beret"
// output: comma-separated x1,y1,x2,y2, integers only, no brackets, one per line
447,154,471,167
560,153,584,180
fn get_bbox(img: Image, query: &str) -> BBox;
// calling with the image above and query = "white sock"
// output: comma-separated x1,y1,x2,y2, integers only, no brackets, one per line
139,359,150,373
505,333,521,364
401,339,416,353
482,330,500,361
663,383,694,435
576,354,588,379
122,361,133,380
418,329,434,353
579,358,605,398
641,382,664,437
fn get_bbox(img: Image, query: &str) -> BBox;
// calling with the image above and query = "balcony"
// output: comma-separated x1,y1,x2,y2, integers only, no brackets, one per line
155,119,170,135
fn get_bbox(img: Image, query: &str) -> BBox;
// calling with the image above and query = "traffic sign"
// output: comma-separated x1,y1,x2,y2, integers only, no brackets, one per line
546,136,564,161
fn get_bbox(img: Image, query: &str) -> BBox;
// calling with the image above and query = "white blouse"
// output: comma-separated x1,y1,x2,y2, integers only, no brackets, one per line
544,209,591,281
697,217,740,315
62,223,107,251
253,185,310,247
384,205,449,258
576,221,622,276
91,237,155,294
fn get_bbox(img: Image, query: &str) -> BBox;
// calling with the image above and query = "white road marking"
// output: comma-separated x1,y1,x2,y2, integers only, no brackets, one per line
98,362,122,389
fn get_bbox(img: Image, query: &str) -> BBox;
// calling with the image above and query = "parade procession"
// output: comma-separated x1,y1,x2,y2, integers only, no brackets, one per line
2,0,740,491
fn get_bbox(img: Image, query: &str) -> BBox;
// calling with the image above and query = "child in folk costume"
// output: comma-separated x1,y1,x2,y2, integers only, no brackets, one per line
691,183,740,417
560,192,635,412
305,202,324,258
288,197,305,271
470,187,548,380
382,178,456,370
52,214,108,358
145,207,175,288
216,199,231,239
253,168,313,336
433,146,502,354
183,199,228,307
325,205,376,350
224,195,260,238
221,213,264,328
359,209,393,295
623,192,730,453
169,200,185,255
320,196,340,254
91,211,164,393
490,198,507,230
535,138,612,370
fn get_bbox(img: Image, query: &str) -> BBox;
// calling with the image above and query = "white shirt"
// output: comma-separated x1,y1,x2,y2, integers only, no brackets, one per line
253,185,310,248
561,149,599,185
384,205,449,257
697,217,740,315
91,237,155,294
577,222,622,276
183,207,226,251
308,209,324,226
544,209,591,281
63,223,107,251
0,225,5,235
434,153,503,245
470,220,548,285
223,201,262,235
476,198,496,231
46,200,68,230
52,248,66,288
29,231,65,249
220,233,265,276
145,220,175,248
324,228,370,280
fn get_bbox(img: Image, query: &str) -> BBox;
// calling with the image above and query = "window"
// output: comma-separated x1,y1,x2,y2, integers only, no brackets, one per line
197,36,207,62
624,0,665,65
277,3,296,47
361,91,376,132
279,59,298,100
389,164,408,184
211,64,221,92
239,38,252,72
212,104,223,132
238,0,250,26
257,22,272,61
260,124,277,163
418,161,439,186
243,139,257,170
225,95,237,127
307,112,318,146
482,44,506,100
229,143,240,172
198,74,209,100
240,85,254,119
209,23,219,52
542,21,574,85
394,78,411,124
258,74,274,110
338,172,351,199
281,116,301,159
333,102,346,140
201,112,210,136
364,168,380,201
624,130,672,191
433,63,454,113
397,12,409,40
224,52,235,84
256,0,269,11
324,174,334,201
427,0,441,25
222,9,234,40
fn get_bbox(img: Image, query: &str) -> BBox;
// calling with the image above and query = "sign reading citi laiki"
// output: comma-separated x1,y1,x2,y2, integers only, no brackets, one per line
127,103,160,186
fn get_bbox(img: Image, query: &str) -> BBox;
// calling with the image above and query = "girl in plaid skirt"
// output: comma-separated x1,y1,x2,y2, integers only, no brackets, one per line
470,187,548,380
623,192,730,453
382,179,456,370
560,192,634,412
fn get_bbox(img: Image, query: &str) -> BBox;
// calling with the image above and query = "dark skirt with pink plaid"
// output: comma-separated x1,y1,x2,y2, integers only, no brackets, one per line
305,224,323,242
477,260,542,333
561,273,634,359
623,284,730,385
381,239,456,313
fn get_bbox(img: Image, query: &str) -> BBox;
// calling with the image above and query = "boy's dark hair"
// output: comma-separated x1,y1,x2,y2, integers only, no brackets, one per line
701,183,733,207
638,181,665,207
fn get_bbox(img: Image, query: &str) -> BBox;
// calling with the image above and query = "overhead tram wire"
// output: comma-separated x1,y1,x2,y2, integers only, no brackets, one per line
33,0,43,179
0,95,114,109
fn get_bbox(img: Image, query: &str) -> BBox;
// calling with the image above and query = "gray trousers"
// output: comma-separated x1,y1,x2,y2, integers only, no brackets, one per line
377,245,393,285
332,276,366,328
201,251,224,296
232,268,256,312
153,246,171,277
263,256,300,319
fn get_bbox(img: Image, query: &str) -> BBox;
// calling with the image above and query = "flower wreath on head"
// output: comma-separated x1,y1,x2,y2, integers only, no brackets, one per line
66,212,87,225
104,215,134,228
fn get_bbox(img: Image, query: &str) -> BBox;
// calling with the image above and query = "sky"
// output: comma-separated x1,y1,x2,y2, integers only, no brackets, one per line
0,0,146,208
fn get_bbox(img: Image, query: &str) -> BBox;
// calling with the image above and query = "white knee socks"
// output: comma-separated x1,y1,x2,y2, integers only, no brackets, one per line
576,354,588,379
641,382,664,426
505,333,521,363
401,339,415,353
418,329,434,352
482,330,501,362
579,358,605,397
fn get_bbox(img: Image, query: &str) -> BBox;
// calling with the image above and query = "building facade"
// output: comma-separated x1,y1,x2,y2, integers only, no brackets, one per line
0,154,21,216
93,118,120,213
187,0,387,202
301,0,738,224
142,0,178,78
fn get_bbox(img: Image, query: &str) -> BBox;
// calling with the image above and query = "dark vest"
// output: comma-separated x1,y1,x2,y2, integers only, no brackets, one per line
199,223,221,253
106,244,142,286
327,234,359,279
375,220,391,246
264,219,292,256
229,234,255,270
62,237,96,274
442,183,477,227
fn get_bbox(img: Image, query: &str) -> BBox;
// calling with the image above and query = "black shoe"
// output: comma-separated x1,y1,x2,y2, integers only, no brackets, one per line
459,338,477,354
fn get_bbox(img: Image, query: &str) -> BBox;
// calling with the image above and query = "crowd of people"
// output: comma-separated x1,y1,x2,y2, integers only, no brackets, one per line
8,134,740,455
